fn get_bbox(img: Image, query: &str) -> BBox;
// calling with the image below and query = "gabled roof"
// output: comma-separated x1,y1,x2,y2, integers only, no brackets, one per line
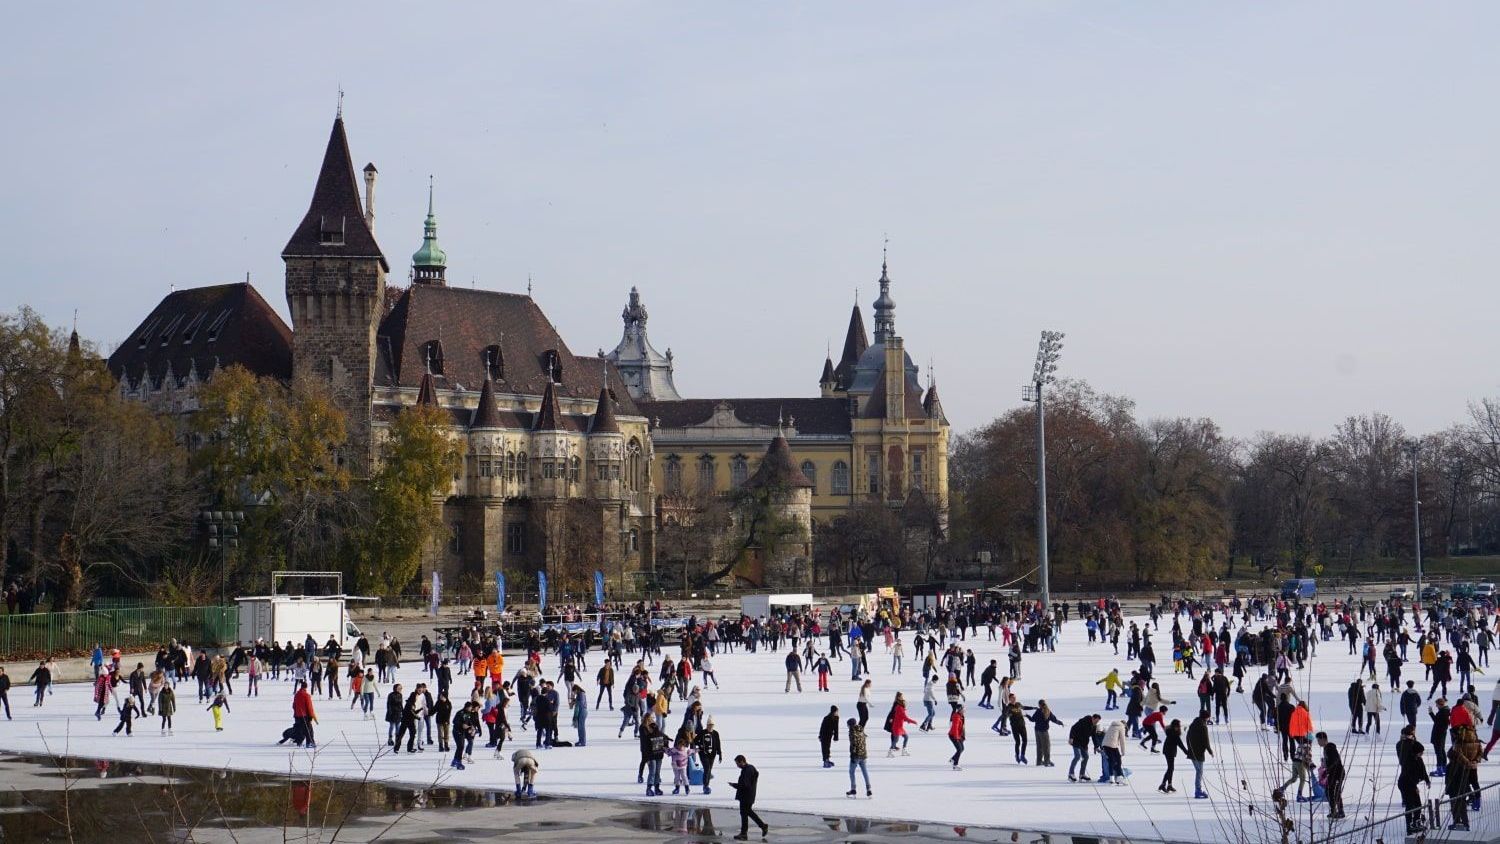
590,385,620,434
833,304,869,389
639,397,852,437
377,284,639,415
534,381,563,431
281,117,388,270
106,282,292,389
745,435,814,490
471,378,504,429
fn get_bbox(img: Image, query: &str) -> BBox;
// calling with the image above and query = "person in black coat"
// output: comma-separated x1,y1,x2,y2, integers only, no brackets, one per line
1159,719,1186,793
695,720,723,795
385,685,404,746
1067,714,1100,781
1317,732,1346,820
819,705,840,768
1395,725,1430,834
730,755,768,840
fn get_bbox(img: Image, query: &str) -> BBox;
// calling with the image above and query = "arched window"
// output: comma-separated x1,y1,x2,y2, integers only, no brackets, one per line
697,455,716,492
626,438,643,491
628,529,640,553
730,455,749,487
505,451,517,482
569,455,581,483
422,340,445,375
800,460,818,491
483,345,504,381
831,460,851,495
665,456,682,494
516,451,529,485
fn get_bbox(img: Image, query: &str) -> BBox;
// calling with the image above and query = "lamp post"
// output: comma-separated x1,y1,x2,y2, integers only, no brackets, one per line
201,510,242,607
1022,330,1064,615
1407,440,1422,611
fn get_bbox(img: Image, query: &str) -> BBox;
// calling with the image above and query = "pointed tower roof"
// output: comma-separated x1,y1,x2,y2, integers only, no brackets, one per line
533,380,563,431
923,383,947,424
415,372,438,407
411,176,447,282
745,435,814,490
873,254,897,342
590,384,620,434
819,355,835,386
833,304,869,389
471,377,504,429
282,117,388,269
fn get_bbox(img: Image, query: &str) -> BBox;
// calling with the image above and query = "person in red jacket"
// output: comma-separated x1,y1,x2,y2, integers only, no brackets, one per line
1287,701,1313,744
948,704,967,770
291,680,319,748
886,692,918,756
1140,706,1167,752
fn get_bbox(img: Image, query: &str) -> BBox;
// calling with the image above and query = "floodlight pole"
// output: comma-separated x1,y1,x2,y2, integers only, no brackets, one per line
1035,378,1051,614
1409,441,1422,614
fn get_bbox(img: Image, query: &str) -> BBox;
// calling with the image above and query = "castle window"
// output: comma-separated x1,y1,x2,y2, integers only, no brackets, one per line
543,349,563,383
569,455,581,483
730,455,749,488
801,461,818,492
505,451,517,482
626,439,643,491
628,529,639,553
159,314,183,346
542,460,556,480
831,460,851,495
422,340,445,375
318,215,346,245
867,453,880,494
516,451,529,485
506,523,526,555
911,449,925,491
664,456,682,494
137,316,162,349
479,453,493,478
181,312,206,344
697,455,716,492
205,310,231,342
483,345,504,381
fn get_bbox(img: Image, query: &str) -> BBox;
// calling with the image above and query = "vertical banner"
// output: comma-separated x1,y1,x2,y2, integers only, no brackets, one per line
537,571,548,614
495,571,506,615
594,570,606,606
429,571,441,617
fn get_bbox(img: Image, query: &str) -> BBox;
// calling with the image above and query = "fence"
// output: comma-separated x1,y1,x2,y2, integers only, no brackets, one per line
0,606,238,660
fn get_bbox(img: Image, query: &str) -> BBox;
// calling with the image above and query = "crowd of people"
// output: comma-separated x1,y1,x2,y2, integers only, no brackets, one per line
7,590,1500,838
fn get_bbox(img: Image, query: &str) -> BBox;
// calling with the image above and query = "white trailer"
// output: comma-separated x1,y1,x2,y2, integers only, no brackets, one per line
740,593,815,618
236,595,365,652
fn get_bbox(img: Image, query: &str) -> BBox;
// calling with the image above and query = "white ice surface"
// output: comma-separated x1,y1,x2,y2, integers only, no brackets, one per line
0,613,1491,842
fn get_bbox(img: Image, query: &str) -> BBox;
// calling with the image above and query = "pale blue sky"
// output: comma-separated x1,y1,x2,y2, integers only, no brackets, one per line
3,4,1496,438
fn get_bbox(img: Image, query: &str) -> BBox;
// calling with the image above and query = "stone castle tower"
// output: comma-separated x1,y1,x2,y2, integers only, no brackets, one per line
281,114,389,474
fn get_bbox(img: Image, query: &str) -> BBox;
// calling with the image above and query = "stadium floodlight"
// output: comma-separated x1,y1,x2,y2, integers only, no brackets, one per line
1022,331,1064,614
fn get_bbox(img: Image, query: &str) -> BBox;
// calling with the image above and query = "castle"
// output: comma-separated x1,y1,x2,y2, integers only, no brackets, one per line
106,113,949,592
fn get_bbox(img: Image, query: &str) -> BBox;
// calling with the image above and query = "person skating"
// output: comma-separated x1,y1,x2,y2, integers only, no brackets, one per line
156,682,176,735
1364,681,1383,734
1068,714,1100,782
885,692,916,756
641,720,667,796
1001,694,1031,764
1276,738,1312,802
920,675,938,731
1186,711,1213,799
695,719,722,794
28,660,49,707
1346,678,1366,734
1096,668,1123,710
1140,706,1166,752
112,696,139,736
1317,732,1345,820
450,700,480,770
1031,699,1064,766
666,737,697,795
819,705,840,768
1099,719,1126,785
512,747,539,798
1395,725,1430,835
206,690,230,731
948,703,967,770
730,755,769,840
846,718,872,797
1159,719,1185,793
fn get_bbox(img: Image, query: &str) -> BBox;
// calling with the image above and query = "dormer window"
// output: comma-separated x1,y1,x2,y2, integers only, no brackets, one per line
137,316,162,349
181,312,206,344
423,340,445,375
318,215,346,245
483,345,504,381
205,310,231,343
543,349,563,383
159,314,183,346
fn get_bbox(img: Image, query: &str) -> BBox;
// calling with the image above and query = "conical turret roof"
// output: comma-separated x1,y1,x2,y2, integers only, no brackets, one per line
745,435,814,490
471,378,504,429
415,372,438,407
819,356,835,386
533,380,563,431
833,304,869,389
590,385,620,434
922,383,947,424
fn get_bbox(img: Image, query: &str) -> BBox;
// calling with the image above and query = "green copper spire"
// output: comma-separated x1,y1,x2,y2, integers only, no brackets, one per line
411,175,447,281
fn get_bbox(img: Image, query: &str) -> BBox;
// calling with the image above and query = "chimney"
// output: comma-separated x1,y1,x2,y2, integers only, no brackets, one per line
362,162,378,232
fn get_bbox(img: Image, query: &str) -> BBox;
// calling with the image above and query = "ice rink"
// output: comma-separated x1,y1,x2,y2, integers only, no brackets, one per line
0,611,1492,842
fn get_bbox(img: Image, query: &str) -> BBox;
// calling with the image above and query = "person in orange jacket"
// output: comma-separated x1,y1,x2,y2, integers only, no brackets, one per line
1288,701,1313,742
473,654,487,692
488,650,505,689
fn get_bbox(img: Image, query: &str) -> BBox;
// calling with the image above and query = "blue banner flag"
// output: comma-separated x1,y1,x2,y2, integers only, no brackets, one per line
537,571,548,613
594,570,606,605
495,571,506,615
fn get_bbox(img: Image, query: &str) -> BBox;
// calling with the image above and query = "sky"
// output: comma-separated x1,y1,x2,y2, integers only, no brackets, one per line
2,4,1497,440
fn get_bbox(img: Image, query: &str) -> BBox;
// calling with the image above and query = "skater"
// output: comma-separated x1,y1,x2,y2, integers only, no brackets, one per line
1187,711,1213,798
1364,681,1383,734
886,692,916,756
920,675,938,731
730,755,769,841
1396,725,1430,835
206,689,230,731
948,703,967,770
112,696,139,736
157,682,176,734
666,737,696,795
1031,699,1064,766
819,705,841,767
694,719,722,794
1317,732,1345,820
1068,713,1100,781
857,679,872,728
846,718,871,797
1159,719,1185,793
1277,738,1311,801
1096,668,1122,710
1100,719,1126,785
512,747,539,797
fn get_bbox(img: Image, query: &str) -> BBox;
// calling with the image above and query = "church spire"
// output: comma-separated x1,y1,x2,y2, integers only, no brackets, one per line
873,245,896,343
411,176,447,285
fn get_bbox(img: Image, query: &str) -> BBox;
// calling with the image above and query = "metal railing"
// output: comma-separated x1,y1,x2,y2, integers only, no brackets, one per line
0,605,238,660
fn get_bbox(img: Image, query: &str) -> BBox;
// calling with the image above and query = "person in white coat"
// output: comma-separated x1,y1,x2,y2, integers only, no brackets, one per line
1365,681,1384,734
1100,720,1128,785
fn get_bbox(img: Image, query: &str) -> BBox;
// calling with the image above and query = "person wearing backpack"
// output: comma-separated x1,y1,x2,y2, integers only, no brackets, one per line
885,692,917,756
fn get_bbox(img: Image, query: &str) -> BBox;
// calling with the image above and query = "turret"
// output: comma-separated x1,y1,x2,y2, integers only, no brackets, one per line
411,178,447,285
